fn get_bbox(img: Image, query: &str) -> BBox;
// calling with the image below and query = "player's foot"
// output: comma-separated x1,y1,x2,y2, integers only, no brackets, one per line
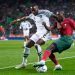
33,61,45,67
54,64,62,71
15,60,27,69
15,63,27,69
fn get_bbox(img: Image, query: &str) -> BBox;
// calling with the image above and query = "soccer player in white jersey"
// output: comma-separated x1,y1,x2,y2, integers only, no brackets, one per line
15,11,51,69
10,5,57,69
19,21,32,47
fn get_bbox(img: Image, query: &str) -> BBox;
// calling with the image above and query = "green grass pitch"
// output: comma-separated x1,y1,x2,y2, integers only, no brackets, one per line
0,40,75,75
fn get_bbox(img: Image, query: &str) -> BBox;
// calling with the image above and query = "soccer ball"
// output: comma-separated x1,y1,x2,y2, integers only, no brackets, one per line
36,65,47,72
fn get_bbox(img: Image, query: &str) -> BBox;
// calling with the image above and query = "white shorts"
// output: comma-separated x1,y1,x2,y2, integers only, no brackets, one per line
42,33,51,42
30,30,47,43
23,29,29,36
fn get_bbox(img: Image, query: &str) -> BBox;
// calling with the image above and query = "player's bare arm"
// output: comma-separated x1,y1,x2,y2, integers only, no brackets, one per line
42,22,58,31
9,16,28,25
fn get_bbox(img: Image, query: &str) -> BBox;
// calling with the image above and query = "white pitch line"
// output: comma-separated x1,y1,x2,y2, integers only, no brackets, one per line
0,55,75,70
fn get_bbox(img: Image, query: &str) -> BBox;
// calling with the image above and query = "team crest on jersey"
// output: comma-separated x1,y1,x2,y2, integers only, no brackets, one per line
64,24,67,27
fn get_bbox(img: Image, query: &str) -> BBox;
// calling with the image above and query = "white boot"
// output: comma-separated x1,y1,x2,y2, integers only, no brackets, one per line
33,60,45,67
15,59,27,69
54,64,62,71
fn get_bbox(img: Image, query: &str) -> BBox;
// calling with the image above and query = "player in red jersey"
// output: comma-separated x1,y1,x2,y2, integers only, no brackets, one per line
0,26,5,36
33,11,75,70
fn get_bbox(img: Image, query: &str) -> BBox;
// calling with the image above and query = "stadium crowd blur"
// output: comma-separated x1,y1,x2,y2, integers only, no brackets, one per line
0,0,75,38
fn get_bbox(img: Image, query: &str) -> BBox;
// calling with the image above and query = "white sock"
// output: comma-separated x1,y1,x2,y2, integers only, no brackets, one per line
40,60,45,64
35,44,42,61
22,57,27,64
22,47,30,64
24,41,27,47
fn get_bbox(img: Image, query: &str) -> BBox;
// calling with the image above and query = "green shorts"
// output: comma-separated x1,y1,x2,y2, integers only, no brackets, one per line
54,35,73,53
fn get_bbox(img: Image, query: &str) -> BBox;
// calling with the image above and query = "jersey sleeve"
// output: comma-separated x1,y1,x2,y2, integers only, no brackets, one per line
28,13,33,18
38,10,54,18
28,13,35,20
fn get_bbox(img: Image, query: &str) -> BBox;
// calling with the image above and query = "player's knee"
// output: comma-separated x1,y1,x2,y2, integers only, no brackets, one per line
26,40,35,48
36,39,45,45
35,44,42,53
46,43,56,52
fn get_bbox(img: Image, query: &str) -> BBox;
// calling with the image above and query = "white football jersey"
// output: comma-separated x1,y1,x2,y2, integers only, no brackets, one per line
35,15,50,32
38,10,54,18
27,12,50,32
28,13,45,31
40,14,50,27
19,21,32,30
28,13,35,20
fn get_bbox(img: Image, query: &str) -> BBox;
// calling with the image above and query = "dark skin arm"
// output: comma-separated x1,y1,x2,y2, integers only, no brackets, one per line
42,21,56,31
9,16,28,25
42,13,62,31
42,22,51,31
42,21,62,31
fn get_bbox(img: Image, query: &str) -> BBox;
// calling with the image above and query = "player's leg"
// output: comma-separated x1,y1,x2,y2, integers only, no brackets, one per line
22,39,35,64
49,53,59,65
35,39,45,61
33,42,62,70
15,33,41,69
34,36,73,70
23,36,29,47
49,36,73,70
35,32,51,61
35,44,42,61
22,29,29,66
22,33,46,64
34,36,68,68
15,30,30,69
49,53,62,70
23,29,29,47
15,39,35,69
33,38,64,67
33,43,57,67
15,37,35,69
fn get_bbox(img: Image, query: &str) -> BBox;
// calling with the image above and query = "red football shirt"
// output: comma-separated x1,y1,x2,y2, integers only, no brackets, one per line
0,26,5,32
59,18,75,36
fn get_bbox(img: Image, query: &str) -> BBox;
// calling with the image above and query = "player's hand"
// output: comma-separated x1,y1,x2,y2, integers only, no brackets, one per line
10,19,20,25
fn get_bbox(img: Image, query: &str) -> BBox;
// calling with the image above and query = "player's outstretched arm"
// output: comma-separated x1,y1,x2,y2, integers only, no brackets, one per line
9,16,28,25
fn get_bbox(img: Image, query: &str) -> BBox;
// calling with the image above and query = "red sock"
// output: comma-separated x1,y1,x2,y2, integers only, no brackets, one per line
49,53,59,65
42,50,51,61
